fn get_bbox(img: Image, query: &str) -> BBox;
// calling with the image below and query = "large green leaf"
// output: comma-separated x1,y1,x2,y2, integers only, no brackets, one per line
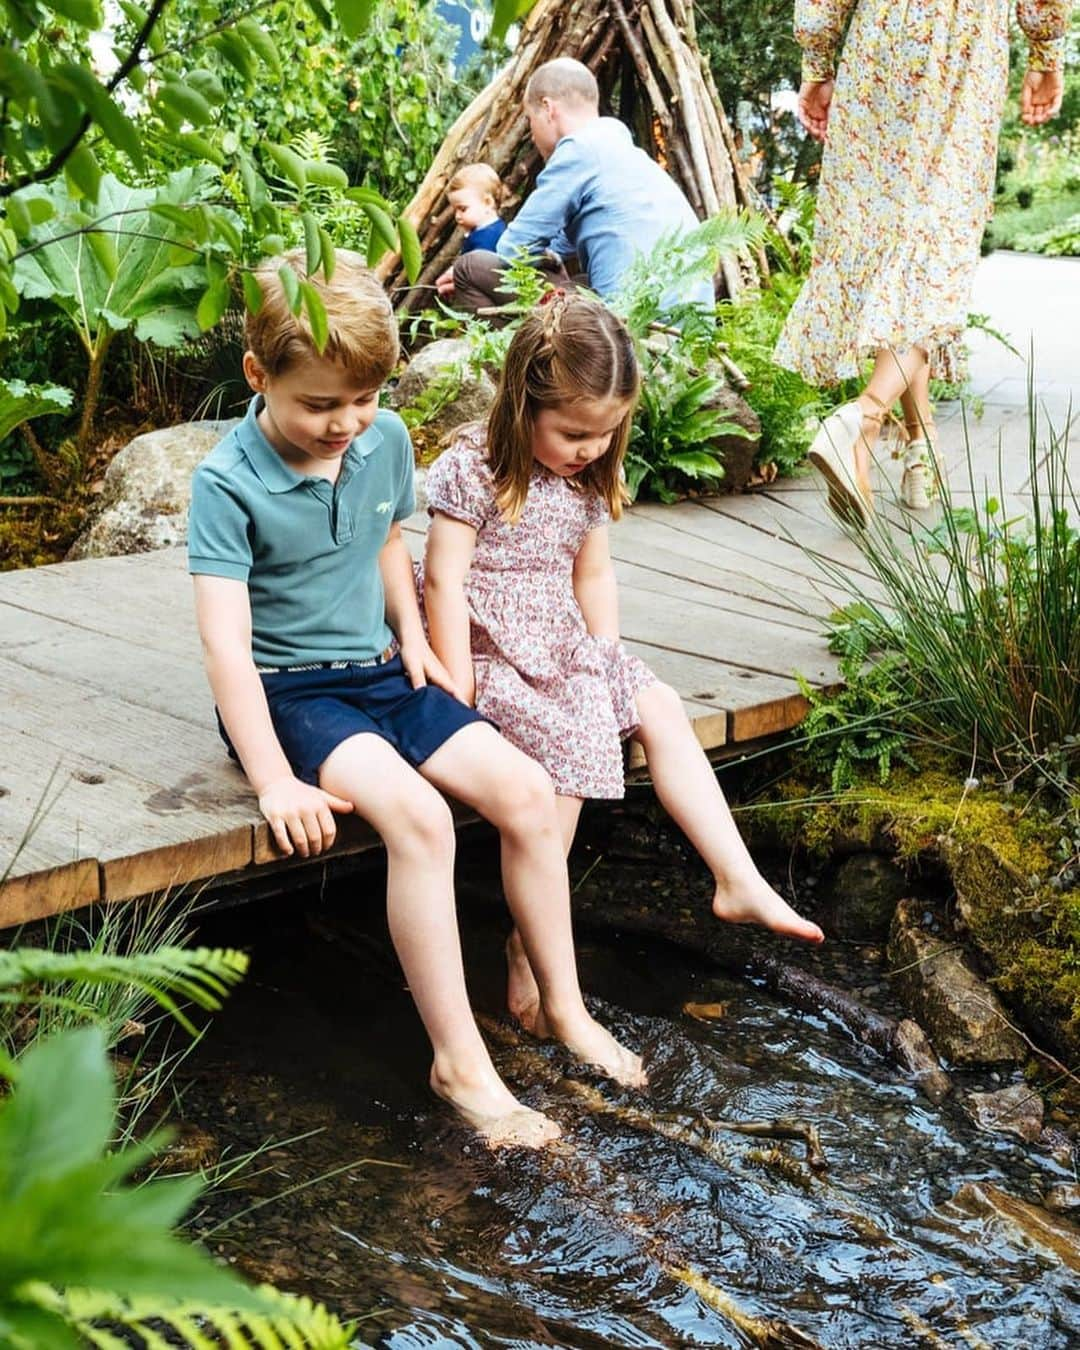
12,168,227,349
0,379,73,443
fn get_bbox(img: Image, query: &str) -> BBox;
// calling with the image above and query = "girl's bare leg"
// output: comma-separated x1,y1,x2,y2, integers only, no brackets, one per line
422,725,646,1088
505,794,582,1038
320,733,561,1148
631,683,824,942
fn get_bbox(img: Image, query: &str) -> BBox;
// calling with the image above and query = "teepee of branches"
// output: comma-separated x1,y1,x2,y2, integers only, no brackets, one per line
379,0,771,312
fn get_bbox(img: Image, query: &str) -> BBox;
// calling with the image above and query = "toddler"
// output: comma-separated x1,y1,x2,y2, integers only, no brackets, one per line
448,162,507,254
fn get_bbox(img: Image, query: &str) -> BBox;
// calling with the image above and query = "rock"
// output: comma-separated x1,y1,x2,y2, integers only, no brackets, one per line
945,1182,1080,1273
1045,1184,1080,1215
699,367,760,492
67,419,239,560
964,1083,1044,1142
817,853,909,941
892,1018,952,1104
388,338,495,442
887,899,1027,1065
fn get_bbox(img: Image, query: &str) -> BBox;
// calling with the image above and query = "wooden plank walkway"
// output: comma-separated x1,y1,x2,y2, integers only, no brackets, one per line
2,253,1076,925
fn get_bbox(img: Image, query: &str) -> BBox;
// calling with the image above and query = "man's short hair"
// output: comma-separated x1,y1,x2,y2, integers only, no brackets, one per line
524,58,599,110
245,247,399,388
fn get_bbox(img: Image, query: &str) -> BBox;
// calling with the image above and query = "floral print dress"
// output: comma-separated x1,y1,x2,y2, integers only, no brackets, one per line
419,431,656,799
775,1,1071,384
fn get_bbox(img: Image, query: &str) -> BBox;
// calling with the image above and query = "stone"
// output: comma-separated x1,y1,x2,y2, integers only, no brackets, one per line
945,1182,1080,1273
887,899,1027,1065
964,1082,1044,1142
1045,1184,1080,1215
699,366,760,493
817,853,909,941
67,419,239,560
892,1018,952,1104
388,338,495,443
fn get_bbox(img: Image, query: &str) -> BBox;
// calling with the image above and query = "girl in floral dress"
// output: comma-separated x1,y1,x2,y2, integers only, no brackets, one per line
776,0,1070,523
420,295,822,1033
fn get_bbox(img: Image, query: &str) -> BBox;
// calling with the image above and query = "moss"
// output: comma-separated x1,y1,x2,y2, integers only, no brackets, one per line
744,760,1080,1060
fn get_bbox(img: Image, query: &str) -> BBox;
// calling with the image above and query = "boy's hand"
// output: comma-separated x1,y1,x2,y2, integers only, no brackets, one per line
797,80,834,142
258,776,353,858
435,266,455,297
1021,69,1064,126
400,638,471,704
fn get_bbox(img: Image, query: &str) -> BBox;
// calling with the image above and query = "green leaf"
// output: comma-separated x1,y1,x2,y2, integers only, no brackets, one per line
241,269,263,315
344,185,390,209
0,379,74,443
265,143,309,193
333,0,374,39
361,200,397,254
196,279,230,331
169,131,224,167
300,280,328,352
157,80,214,128
53,63,144,170
304,160,349,190
318,226,336,281
63,144,102,202
48,0,103,27
235,17,282,75
0,49,57,121
665,449,727,479
301,211,321,276
278,262,301,314
398,215,422,285
236,153,268,212
210,211,243,255
366,226,386,268
87,230,118,282
491,0,534,44
6,194,32,240
209,29,257,86
305,0,336,27
186,68,227,109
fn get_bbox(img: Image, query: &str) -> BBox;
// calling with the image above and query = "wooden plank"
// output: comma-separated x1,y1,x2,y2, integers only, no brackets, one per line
0,851,100,927
611,557,822,632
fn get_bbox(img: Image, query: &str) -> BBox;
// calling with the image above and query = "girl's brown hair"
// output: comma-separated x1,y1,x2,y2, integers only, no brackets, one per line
486,293,639,523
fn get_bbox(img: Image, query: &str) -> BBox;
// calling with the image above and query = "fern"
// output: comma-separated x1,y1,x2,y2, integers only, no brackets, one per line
0,947,249,1037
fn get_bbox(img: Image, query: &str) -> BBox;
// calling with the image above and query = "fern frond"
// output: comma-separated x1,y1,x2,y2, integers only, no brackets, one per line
0,947,249,1036
47,1284,355,1349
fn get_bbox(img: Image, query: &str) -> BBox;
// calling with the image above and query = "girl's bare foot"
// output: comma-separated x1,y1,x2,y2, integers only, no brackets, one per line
713,878,824,944
505,930,552,1038
429,1061,561,1149
547,1009,648,1088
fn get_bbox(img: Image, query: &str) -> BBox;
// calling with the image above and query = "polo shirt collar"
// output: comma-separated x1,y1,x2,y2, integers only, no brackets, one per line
236,395,385,494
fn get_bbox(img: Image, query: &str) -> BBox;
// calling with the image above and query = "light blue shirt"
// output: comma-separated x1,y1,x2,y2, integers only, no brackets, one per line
496,116,713,307
188,398,415,667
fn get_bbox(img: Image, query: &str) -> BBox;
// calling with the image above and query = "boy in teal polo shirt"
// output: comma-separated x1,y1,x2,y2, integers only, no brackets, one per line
189,249,644,1149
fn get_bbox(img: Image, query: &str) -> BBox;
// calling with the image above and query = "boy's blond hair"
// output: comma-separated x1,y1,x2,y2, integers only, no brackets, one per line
245,247,399,388
448,162,506,208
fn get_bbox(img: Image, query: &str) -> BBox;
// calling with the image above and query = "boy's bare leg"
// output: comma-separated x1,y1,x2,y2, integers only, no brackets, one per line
319,733,561,1147
422,724,646,1088
505,794,582,1038
631,684,824,943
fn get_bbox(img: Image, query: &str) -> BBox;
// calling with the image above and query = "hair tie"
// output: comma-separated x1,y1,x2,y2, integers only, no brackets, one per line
539,287,567,306
539,287,568,338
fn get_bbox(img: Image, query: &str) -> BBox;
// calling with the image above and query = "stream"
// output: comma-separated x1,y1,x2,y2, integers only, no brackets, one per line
179,840,1079,1349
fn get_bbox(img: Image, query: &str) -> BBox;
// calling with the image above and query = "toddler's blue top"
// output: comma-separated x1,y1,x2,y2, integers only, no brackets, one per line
495,116,713,308
461,217,506,254
188,397,415,667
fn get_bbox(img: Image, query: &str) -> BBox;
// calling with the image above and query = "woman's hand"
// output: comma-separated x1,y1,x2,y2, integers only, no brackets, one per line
798,80,834,142
1021,70,1064,127
257,775,353,858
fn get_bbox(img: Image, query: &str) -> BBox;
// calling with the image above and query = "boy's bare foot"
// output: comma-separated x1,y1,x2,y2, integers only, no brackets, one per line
429,1062,561,1149
548,1011,649,1089
713,878,824,944
505,930,552,1038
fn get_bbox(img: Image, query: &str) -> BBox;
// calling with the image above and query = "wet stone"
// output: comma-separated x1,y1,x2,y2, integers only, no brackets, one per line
1045,1184,1080,1215
817,853,908,942
946,1182,1080,1274
964,1083,1044,1143
887,900,1026,1065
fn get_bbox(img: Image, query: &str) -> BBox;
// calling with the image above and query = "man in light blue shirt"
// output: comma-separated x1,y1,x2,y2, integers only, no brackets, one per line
439,58,713,315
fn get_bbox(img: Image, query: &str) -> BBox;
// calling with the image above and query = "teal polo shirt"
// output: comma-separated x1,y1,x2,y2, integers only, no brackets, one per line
188,397,415,666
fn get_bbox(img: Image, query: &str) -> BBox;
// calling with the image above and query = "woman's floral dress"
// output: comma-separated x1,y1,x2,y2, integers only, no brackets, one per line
419,431,656,799
775,1,1071,384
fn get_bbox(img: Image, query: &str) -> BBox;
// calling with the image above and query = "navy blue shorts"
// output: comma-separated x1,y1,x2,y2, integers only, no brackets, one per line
218,654,486,785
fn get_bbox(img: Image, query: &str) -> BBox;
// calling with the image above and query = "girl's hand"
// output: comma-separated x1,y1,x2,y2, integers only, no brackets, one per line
400,638,471,704
1021,70,1064,126
257,775,353,858
798,80,834,142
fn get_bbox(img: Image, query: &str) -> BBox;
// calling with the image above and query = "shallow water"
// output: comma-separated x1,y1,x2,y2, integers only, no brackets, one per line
182,855,1079,1349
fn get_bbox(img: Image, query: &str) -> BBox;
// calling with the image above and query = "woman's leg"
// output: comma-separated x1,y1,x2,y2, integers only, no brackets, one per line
631,683,824,942
850,345,931,497
505,794,583,1036
422,724,646,1087
319,733,560,1148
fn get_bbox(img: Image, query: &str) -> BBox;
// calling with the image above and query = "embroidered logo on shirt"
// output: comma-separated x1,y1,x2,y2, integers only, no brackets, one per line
375,500,393,513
